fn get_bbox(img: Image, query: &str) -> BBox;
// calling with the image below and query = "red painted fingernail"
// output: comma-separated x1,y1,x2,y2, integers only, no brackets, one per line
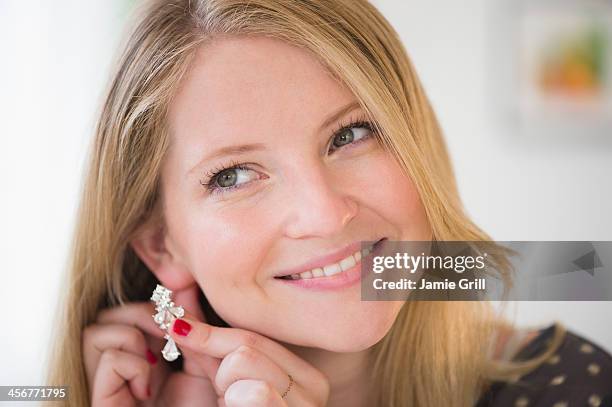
173,318,192,336
146,348,157,365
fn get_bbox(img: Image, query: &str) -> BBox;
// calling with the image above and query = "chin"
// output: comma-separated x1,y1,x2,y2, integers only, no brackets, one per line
322,328,392,352
305,312,399,352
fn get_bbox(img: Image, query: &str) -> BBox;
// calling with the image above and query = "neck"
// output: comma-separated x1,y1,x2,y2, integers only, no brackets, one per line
280,342,374,407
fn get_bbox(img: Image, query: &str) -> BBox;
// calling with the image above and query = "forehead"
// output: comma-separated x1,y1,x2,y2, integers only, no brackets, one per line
165,35,355,170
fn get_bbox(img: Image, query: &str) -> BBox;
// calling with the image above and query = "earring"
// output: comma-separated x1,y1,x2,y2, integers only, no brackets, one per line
150,284,185,361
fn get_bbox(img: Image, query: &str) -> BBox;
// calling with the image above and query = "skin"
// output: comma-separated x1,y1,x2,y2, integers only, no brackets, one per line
83,36,433,406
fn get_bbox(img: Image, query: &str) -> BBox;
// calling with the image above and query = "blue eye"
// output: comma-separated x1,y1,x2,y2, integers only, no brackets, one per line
200,119,378,197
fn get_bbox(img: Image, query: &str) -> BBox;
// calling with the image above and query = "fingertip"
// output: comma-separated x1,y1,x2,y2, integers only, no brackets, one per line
172,318,192,336
146,348,158,365
137,383,151,401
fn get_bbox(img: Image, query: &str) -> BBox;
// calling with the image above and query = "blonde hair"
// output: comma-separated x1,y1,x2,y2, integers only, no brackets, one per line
46,0,566,405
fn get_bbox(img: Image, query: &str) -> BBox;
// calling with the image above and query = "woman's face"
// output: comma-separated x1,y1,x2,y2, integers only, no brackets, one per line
160,36,431,352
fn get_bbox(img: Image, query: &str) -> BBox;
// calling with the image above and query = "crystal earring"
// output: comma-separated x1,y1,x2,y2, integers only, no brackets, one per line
150,284,185,361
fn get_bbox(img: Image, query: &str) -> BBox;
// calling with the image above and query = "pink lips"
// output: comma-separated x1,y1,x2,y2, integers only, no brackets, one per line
274,238,386,291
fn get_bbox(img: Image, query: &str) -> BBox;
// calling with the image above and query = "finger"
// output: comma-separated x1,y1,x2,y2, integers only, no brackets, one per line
168,284,220,378
83,323,155,391
215,347,307,406
96,301,165,340
168,313,321,383
175,344,223,396
158,371,219,406
92,301,176,402
92,349,151,405
214,345,288,395
224,379,287,407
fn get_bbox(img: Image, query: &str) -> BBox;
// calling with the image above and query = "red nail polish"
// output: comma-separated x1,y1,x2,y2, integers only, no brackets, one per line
173,318,192,336
146,349,157,365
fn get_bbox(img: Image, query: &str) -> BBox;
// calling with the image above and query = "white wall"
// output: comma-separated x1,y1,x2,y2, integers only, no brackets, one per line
0,0,610,390
0,0,130,390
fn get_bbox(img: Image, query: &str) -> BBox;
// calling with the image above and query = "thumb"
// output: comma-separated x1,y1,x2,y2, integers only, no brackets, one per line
170,284,223,395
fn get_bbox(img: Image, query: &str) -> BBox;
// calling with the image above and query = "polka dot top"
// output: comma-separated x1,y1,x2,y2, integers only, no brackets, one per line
475,324,612,407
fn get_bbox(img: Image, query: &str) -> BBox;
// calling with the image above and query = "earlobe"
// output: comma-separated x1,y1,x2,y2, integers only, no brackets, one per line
129,219,195,291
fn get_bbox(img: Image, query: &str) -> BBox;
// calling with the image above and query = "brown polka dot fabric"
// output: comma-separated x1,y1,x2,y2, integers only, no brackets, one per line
476,324,612,406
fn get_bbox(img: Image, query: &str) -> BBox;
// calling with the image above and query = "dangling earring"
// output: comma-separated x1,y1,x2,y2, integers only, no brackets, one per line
150,284,185,361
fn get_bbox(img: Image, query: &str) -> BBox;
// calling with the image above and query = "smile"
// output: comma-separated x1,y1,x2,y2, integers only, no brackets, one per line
276,239,383,280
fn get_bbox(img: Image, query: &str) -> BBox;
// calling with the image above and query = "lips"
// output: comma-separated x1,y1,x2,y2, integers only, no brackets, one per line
273,237,387,279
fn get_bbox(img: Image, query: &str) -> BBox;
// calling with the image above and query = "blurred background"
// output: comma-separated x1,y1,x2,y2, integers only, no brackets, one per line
0,0,610,390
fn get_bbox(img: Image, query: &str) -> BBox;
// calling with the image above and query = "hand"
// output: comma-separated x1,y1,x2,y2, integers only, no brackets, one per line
82,286,219,406
167,285,331,407
82,283,330,406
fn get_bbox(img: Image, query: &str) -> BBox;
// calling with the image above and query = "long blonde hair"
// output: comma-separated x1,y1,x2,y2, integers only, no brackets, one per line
46,0,566,405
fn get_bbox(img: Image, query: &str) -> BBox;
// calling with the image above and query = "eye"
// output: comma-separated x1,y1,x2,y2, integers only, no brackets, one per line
199,160,262,197
199,118,379,197
327,120,376,155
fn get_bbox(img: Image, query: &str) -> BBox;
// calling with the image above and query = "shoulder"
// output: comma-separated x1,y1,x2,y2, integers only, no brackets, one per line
477,324,612,407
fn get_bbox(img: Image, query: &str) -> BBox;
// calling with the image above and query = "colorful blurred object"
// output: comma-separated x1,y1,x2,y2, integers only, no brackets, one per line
538,24,607,99
512,0,612,130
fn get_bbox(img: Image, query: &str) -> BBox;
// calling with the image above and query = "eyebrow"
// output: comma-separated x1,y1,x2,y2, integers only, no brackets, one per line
187,100,362,177
318,100,361,132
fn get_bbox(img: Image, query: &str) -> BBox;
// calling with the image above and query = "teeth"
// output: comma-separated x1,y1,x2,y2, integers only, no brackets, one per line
339,255,356,271
300,270,313,279
286,243,377,280
323,263,342,276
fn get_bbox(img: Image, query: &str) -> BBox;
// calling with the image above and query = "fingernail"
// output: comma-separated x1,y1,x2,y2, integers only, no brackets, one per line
146,348,157,365
173,318,192,336
147,385,151,398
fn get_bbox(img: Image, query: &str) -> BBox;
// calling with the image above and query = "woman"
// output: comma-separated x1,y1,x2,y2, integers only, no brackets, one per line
46,0,612,405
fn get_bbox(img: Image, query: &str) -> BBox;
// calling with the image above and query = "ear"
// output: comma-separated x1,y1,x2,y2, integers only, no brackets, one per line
129,211,195,292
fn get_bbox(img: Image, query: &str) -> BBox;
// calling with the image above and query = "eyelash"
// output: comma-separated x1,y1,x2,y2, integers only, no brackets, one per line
199,116,378,197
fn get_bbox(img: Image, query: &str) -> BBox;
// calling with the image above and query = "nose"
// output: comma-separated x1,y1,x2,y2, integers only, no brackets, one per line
282,162,358,239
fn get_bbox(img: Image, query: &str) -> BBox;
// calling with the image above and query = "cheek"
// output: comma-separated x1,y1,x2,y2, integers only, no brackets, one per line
361,151,430,239
172,201,272,297
177,212,274,327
